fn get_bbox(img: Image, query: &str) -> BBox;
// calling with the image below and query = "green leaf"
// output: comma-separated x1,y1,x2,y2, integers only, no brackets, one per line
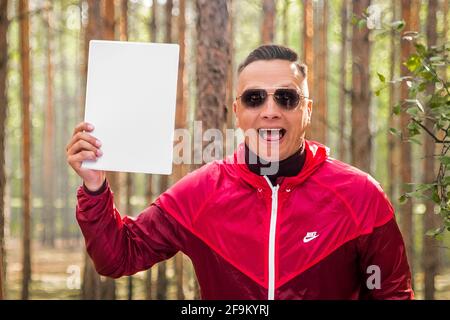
377,72,386,83
415,43,427,56
408,137,422,145
405,99,424,112
375,88,382,96
399,194,408,204
405,54,421,72
357,19,367,29
441,176,450,185
390,20,405,30
393,103,401,115
389,127,401,136
432,189,441,204
438,156,450,165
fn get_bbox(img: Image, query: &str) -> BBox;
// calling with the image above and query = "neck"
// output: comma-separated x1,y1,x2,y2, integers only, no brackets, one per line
244,142,306,185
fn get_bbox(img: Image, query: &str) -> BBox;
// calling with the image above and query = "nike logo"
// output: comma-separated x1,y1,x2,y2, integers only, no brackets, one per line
303,231,319,243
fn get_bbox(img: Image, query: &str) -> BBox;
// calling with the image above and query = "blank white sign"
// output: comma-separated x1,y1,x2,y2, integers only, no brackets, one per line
81,40,179,175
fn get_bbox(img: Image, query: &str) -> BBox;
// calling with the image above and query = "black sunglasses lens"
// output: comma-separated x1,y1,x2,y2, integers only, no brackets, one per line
274,89,300,109
241,89,267,108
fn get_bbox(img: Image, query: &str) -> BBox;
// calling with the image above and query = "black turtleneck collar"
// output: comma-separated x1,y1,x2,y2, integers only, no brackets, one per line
244,142,306,186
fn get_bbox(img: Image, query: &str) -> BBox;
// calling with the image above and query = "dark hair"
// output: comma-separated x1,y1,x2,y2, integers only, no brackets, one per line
237,44,307,78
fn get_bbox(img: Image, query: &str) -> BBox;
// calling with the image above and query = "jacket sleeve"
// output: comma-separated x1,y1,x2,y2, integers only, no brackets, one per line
76,179,183,278
357,217,414,300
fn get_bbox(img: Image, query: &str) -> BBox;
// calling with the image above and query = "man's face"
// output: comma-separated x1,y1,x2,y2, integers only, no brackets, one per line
233,59,312,162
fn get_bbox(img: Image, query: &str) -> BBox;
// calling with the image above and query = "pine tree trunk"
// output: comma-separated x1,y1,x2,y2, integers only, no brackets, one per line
338,0,349,161
43,1,56,248
388,0,400,203
101,0,117,299
81,0,103,299
282,0,289,45
58,1,71,244
0,0,8,301
19,0,32,300
150,0,157,42
314,0,327,144
422,0,438,300
261,0,275,44
145,175,153,299
302,0,314,104
400,0,420,289
82,252,101,299
226,0,234,130
155,0,176,300
196,0,229,135
174,0,187,300
165,0,173,43
144,1,158,300
156,175,168,299
195,0,230,299
351,0,371,173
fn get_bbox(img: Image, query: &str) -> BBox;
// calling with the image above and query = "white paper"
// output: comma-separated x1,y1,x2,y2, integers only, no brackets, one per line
81,40,179,175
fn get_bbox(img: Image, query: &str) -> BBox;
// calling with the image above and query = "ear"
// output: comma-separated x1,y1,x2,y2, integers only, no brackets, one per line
233,101,240,128
306,100,313,124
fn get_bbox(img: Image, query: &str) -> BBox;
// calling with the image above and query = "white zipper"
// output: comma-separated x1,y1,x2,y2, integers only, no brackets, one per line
264,176,279,300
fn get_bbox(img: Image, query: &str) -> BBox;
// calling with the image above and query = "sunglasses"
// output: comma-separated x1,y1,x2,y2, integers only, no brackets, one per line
236,88,309,110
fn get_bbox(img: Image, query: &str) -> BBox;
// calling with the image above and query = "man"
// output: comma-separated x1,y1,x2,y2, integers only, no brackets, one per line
66,45,413,299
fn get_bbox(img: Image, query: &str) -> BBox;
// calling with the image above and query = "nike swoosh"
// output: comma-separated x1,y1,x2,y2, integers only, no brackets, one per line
303,235,319,243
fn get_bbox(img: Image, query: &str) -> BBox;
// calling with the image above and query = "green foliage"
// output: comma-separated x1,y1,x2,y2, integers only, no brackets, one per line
376,21,450,237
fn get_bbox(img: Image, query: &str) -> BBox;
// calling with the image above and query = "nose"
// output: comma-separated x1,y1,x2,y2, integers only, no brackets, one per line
260,94,282,120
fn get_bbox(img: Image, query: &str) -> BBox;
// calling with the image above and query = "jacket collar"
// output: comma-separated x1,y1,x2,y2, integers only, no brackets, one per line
227,139,329,191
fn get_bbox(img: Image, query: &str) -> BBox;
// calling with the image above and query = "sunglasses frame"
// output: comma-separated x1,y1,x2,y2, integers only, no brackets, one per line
236,88,311,110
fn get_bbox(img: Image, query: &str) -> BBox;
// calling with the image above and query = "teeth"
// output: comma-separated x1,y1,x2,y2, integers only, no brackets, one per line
259,128,283,141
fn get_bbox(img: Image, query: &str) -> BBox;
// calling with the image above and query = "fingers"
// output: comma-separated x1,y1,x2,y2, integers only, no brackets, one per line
73,121,94,136
67,150,98,167
66,130,101,154
69,139,103,157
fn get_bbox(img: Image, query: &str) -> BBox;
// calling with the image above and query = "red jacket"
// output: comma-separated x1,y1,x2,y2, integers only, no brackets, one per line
76,140,414,300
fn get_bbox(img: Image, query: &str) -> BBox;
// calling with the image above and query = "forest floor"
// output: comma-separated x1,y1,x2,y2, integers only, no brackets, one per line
3,237,450,300
4,238,198,300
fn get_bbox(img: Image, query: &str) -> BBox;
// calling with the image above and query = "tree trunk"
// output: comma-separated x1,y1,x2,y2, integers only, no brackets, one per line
0,0,8,301
338,0,349,161
150,0,157,42
58,0,71,244
261,0,275,44
81,0,103,299
282,0,289,45
81,252,101,299
118,0,133,300
120,0,128,41
155,0,176,300
195,0,230,299
226,0,234,130
144,175,153,299
144,1,158,300
422,0,438,300
174,0,187,300
103,0,115,40
196,0,229,136
126,171,133,300
399,0,420,288
351,0,371,173
302,0,314,103
313,0,327,144
19,0,32,300
387,0,400,203
156,175,168,299
101,0,117,299
42,1,55,248
165,0,173,43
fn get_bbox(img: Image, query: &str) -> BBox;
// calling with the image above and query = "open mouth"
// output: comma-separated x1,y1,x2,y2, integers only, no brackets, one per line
258,128,287,142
